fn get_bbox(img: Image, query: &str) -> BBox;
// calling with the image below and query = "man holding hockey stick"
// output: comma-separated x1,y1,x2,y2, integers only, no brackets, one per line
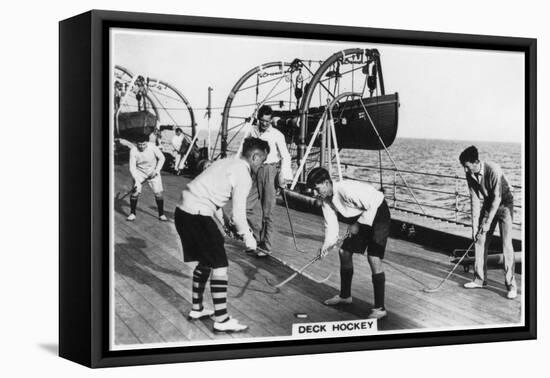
174,137,269,332
127,134,167,221
459,145,517,299
307,167,391,320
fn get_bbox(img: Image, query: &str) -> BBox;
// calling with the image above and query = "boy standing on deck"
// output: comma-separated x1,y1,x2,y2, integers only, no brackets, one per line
127,134,167,222
307,167,391,320
175,137,269,332
459,145,517,299
237,105,293,257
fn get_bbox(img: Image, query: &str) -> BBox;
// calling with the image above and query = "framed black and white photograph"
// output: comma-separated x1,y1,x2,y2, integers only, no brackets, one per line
59,9,536,368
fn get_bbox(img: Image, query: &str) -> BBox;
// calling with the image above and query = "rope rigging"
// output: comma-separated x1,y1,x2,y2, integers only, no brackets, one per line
357,97,427,215
148,88,193,142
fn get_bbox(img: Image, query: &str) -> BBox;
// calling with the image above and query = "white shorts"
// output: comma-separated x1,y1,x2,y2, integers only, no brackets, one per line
134,171,163,195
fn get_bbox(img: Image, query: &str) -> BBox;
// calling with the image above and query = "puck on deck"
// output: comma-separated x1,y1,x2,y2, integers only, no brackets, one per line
295,313,308,319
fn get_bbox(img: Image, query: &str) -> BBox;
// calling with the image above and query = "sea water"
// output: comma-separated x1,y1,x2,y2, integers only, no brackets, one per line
339,138,523,225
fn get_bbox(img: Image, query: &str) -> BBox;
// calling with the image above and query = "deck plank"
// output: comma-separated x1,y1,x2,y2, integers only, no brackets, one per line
116,216,283,337
115,218,234,340
114,290,164,344
115,267,188,343
114,314,140,345
112,163,523,347
116,244,214,342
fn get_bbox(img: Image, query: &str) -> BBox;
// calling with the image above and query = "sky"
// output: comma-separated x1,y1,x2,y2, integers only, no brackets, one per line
112,28,525,144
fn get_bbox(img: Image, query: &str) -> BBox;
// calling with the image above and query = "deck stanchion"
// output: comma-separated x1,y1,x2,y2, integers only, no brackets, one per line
281,188,302,253
320,112,326,168
379,150,384,192
454,175,459,223
290,113,327,190
328,109,343,181
393,168,397,208
327,104,332,176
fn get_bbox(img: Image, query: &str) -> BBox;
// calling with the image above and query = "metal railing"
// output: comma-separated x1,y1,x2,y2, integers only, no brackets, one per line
199,143,523,230
340,162,522,229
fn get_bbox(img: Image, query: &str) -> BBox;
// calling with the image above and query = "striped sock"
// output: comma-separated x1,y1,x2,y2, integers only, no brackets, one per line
192,267,211,311
211,275,229,323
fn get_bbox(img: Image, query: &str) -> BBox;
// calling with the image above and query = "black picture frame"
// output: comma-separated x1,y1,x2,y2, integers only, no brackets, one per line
59,9,536,368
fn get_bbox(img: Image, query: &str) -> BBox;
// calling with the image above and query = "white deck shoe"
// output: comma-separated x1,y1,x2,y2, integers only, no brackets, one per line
506,287,518,300
463,281,486,289
159,215,168,221
368,307,388,320
324,295,353,306
188,308,214,320
126,213,136,221
213,317,248,333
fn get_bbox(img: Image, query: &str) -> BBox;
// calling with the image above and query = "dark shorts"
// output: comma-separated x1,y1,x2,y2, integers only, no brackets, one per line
174,207,227,268
341,200,390,258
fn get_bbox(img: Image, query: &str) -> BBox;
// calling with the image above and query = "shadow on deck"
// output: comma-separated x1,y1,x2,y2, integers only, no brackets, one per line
112,164,523,348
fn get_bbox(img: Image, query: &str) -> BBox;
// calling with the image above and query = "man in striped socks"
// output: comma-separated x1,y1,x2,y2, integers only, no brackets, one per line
174,137,269,332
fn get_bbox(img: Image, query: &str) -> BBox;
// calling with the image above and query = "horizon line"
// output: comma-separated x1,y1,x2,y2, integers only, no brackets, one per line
191,127,522,145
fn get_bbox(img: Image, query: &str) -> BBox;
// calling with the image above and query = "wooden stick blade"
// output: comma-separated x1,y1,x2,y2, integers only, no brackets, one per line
422,287,442,293
269,272,299,288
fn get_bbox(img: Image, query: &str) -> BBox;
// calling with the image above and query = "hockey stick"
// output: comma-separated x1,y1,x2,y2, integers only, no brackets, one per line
265,253,332,288
423,238,477,293
115,175,155,201
264,234,348,288
223,231,331,287
281,188,303,253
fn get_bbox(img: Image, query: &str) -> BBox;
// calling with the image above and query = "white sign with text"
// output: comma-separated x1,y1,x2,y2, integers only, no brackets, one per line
292,319,378,338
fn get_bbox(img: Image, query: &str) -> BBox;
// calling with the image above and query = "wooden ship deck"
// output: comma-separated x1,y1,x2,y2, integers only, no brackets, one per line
112,163,522,347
